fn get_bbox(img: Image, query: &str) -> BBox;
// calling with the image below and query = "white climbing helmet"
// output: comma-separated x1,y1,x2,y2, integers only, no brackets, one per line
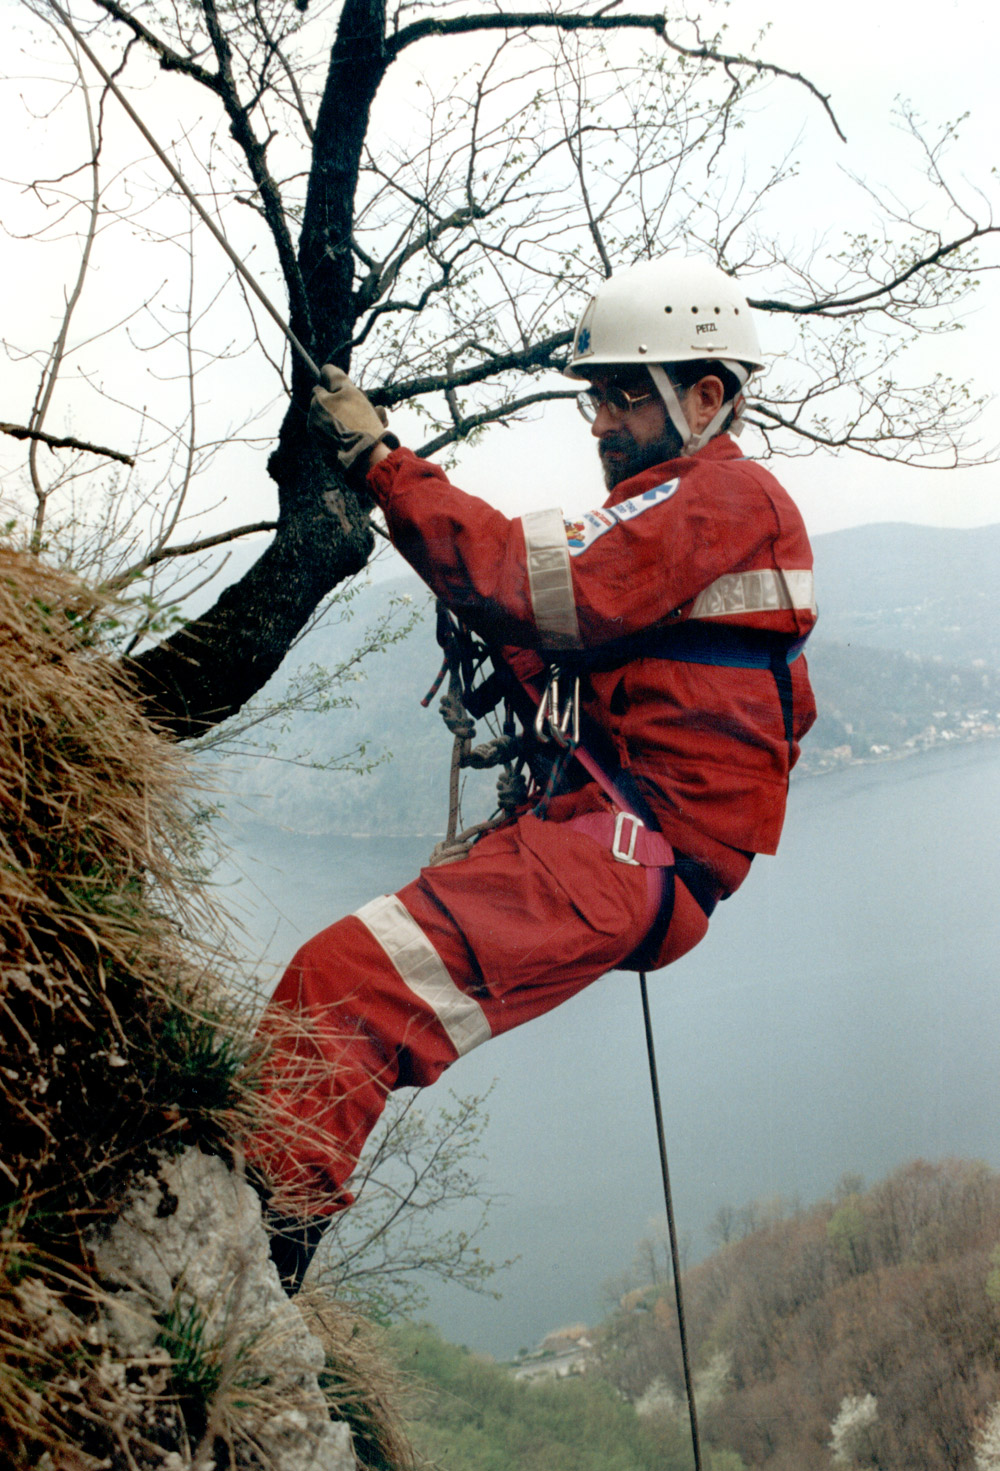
565,255,765,453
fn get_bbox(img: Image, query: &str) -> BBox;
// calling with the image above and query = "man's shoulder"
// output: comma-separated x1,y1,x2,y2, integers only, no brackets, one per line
692,434,770,482
695,437,803,510
604,436,799,515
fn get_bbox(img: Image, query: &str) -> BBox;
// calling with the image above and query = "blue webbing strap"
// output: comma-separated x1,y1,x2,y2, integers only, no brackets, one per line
561,619,807,765
562,617,807,671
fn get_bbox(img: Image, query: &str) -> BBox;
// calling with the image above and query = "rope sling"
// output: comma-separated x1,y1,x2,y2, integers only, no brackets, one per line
422,601,704,1469
421,604,531,866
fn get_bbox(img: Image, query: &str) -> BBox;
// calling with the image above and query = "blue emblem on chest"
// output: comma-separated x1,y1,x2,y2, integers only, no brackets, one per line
564,478,680,556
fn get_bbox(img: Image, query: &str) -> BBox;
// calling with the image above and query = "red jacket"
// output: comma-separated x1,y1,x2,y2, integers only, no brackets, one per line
367,434,816,895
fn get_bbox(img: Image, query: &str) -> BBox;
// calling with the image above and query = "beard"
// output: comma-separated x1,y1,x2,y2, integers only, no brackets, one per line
598,423,684,491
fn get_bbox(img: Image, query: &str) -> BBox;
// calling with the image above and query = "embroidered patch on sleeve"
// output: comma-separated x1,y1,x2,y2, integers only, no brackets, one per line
564,478,680,556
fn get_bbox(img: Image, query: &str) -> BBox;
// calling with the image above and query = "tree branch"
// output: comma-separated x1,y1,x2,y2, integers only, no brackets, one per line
373,328,574,407
0,422,134,465
294,0,391,379
91,0,223,92
750,225,1000,316
26,14,103,552
748,403,970,464
417,388,578,458
354,203,488,318
387,10,846,141
198,0,312,340
249,0,314,142
105,519,278,589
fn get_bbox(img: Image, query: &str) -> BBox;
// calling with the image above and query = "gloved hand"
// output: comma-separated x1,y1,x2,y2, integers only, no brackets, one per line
308,365,399,473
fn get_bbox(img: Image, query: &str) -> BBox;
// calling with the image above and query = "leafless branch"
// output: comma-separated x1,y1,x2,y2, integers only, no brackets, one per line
24,12,102,552
197,0,308,322
751,225,1000,317
376,329,574,407
418,388,577,457
387,9,846,141
91,0,222,91
0,421,135,464
106,520,278,589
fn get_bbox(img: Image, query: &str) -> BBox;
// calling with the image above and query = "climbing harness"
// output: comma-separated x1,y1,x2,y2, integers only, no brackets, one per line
421,599,811,954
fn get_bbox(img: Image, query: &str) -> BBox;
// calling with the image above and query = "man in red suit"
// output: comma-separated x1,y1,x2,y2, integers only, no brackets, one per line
254,256,817,1290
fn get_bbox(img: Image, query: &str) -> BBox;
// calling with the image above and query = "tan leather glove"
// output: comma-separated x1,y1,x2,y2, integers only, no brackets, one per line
308,365,399,472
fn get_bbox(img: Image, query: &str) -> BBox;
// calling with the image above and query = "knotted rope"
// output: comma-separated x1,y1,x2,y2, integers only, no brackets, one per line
424,620,530,866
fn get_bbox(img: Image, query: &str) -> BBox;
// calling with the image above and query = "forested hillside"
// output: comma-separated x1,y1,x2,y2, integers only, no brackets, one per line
809,523,1000,667
386,1320,731,1471
600,1159,1000,1469
388,1159,1000,1471
794,639,999,771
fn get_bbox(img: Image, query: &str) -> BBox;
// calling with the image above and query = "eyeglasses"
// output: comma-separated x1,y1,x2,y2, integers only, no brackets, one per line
576,384,655,423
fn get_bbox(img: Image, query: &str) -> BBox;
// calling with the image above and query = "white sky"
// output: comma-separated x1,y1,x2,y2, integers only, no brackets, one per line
450,0,1000,536
1,0,999,551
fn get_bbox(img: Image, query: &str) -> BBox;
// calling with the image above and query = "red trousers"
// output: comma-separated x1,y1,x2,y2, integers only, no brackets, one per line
251,788,710,1217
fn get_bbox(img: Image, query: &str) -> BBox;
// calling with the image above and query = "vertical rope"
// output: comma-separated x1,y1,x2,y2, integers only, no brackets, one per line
639,971,703,1471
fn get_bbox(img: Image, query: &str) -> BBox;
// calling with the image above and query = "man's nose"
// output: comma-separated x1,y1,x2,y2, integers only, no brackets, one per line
590,402,617,437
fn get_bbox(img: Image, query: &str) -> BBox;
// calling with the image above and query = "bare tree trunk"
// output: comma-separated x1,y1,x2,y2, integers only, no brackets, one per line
124,454,373,737
126,1,395,736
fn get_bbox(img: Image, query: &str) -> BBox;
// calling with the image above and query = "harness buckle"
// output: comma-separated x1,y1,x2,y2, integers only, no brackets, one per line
612,809,643,865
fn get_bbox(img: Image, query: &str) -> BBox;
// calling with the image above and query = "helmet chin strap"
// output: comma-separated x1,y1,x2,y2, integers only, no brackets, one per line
648,362,750,455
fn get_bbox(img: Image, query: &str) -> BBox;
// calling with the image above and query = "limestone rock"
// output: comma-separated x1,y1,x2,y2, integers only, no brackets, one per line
87,1145,355,1471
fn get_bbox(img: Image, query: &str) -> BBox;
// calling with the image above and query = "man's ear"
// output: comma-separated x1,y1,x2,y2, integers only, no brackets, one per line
687,375,726,432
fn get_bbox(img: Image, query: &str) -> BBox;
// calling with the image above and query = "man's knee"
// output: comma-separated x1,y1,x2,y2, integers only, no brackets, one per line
266,905,470,1088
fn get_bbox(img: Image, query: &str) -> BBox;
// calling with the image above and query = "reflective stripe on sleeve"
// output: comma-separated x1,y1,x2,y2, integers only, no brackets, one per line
521,507,582,649
689,568,816,619
354,894,492,1057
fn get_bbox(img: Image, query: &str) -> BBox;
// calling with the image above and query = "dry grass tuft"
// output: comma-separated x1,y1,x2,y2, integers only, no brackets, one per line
0,548,418,1469
0,549,257,1226
297,1293,424,1471
0,550,261,1465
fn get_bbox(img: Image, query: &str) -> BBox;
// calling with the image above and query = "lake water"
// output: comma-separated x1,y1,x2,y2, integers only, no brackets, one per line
213,740,1000,1359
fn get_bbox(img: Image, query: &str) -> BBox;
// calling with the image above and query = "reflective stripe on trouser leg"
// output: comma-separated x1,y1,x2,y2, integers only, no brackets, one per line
354,894,491,1057
250,789,715,1214
249,909,485,1215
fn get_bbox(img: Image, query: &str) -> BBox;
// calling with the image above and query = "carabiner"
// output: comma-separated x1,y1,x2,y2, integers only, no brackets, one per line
534,668,580,749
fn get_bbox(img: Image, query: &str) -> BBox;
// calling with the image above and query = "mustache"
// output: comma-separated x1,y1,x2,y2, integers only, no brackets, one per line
597,431,636,458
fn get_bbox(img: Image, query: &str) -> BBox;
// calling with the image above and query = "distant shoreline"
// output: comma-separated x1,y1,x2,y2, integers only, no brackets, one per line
798,726,1000,780
224,732,1000,841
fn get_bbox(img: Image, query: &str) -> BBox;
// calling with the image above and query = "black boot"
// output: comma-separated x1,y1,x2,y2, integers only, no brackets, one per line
265,1211,328,1296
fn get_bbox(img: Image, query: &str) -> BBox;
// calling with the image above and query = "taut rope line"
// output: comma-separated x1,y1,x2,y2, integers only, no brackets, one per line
640,970,703,1471
45,0,321,382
